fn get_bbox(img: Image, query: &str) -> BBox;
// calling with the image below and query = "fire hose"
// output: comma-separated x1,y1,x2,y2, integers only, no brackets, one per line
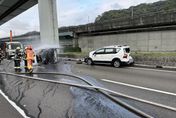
0,71,154,118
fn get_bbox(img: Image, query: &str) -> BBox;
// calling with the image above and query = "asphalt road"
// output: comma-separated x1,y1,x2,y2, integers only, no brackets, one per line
0,61,24,118
1,59,176,118
0,60,141,118
0,92,23,118
70,62,176,118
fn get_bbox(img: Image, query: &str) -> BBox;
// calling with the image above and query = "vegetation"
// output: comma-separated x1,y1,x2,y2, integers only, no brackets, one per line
95,0,176,23
58,52,87,58
131,52,176,57
63,47,81,52
59,51,176,59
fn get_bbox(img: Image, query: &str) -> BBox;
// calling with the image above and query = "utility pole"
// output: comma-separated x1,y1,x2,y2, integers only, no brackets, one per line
87,16,90,32
10,30,12,42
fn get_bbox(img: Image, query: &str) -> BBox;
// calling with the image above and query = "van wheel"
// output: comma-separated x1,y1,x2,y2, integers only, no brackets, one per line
87,58,93,65
113,60,121,68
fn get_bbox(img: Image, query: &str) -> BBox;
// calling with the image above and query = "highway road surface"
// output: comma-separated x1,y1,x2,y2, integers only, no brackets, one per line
1,59,176,118
70,61,176,118
0,91,24,118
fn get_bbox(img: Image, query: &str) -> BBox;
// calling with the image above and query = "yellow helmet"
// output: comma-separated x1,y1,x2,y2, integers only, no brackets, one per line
16,47,20,50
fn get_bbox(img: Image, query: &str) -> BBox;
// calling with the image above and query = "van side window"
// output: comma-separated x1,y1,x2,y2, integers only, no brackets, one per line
95,48,105,54
105,48,116,54
116,48,120,53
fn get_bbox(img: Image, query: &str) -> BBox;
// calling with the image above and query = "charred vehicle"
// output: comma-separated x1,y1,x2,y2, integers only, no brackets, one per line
36,48,58,64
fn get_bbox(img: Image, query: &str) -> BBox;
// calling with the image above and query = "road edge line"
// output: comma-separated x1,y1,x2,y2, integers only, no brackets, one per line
0,89,30,118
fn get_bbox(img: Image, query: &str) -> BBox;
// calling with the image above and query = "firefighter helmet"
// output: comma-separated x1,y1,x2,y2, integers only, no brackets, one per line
27,45,32,50
16,47,20,50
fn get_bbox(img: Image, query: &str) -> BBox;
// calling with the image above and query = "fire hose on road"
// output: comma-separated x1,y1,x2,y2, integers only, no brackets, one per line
0,71,169,118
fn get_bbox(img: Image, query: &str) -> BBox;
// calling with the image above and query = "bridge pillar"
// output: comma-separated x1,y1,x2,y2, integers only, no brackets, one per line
73,33,79,47
38,0,59,47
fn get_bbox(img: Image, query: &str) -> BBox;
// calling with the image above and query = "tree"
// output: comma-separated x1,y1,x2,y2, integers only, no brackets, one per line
95,0,176,23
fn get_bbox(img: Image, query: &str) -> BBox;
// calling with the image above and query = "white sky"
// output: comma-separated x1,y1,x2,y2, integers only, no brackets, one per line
0,0,160,38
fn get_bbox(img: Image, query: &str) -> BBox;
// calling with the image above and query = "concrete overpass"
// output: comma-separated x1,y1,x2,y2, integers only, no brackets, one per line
0,0,37,25
0,31,73,48
1,0,176,52
59,10,176,52
0,0,59,47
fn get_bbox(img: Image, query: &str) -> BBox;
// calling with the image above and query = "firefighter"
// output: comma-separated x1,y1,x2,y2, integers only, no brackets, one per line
26,45,35,73
0,48,3,64
14,47,22,72
23,47,28,72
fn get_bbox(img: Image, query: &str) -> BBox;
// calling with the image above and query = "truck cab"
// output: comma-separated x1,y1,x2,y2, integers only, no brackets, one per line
5,42,23,59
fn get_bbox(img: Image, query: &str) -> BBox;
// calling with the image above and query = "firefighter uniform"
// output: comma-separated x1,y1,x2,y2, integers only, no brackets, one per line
26,46,35,72
14,47,22,72
23,47,28,72
0,48,3,64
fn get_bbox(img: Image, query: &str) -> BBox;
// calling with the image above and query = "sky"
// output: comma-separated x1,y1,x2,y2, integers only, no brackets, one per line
0,0,160,38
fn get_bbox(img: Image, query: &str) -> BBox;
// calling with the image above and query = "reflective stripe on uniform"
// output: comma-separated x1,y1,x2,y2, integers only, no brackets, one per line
15,59,21,61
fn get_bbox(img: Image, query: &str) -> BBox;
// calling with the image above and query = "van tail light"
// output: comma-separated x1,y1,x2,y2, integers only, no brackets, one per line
123,54,128,58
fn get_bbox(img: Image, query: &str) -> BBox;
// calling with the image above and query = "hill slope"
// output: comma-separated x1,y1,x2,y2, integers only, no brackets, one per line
95,0,176,23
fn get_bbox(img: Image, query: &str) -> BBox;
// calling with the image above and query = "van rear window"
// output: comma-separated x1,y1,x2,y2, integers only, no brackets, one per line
124,48,130,53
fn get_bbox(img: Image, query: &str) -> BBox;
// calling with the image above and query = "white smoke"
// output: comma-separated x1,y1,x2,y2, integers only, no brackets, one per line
34,43,60,51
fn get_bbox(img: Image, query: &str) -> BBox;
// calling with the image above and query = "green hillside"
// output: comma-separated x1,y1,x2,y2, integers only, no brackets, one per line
95,0,176,23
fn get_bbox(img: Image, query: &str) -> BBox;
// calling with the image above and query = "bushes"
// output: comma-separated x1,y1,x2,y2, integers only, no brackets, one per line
63,47,81,52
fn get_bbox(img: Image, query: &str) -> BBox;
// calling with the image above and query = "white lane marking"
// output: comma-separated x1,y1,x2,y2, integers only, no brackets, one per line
0,90,30,118
102,79,176,96
105,87,176,112
127,67,176,74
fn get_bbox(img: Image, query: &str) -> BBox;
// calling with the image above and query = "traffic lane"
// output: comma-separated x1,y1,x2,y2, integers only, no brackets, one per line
71,62,176,93
71,61,176,107
34,62,88,85
1,61,142,118
71,62,176,117
71,62,176,107
0,93,23,118
117,95,176,118
100,80,176,108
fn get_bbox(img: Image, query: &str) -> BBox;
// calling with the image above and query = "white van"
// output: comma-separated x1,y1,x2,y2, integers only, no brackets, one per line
85,45,134,68
5,42,23,59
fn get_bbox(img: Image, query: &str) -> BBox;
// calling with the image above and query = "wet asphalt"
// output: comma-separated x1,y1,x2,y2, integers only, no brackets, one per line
0,91,24,118
0,60,141,118
0,61,24,118
1,59,176,118
70,61,176,118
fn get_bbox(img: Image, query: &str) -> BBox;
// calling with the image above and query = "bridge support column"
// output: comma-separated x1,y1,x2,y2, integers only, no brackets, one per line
38,0,59,47
73,33,79,48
